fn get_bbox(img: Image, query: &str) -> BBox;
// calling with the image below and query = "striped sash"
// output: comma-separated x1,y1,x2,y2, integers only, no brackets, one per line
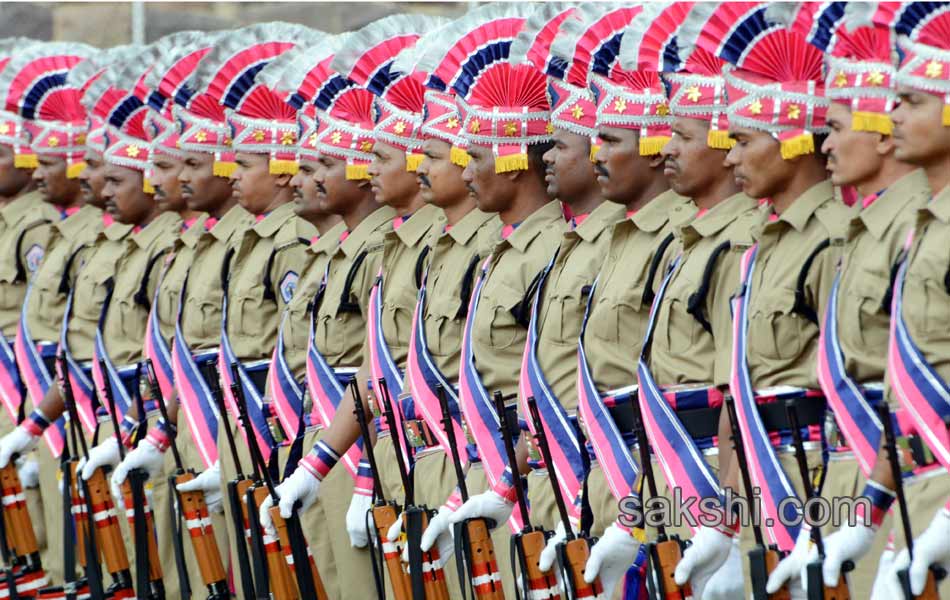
269,310,304,445
58,289,98,436
0,334,22,425
143,263,175,401
636,258,721,533
91,280,135,420
728,246,800,551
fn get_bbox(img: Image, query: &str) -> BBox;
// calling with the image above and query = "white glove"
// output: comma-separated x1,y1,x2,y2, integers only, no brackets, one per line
539,521,569,572
766,527,813,596
176,462,223,514
81,438,121,481
870,549,897,600
447,490,513,530
111,439,166,487
673,526,735,592
347,493,374,548
15,456,39,489
0,426,40,468
893,508,950,596
260,466,320,534
815,521,876,589
695,536,743,599
420,504,456,567
585,523,640,597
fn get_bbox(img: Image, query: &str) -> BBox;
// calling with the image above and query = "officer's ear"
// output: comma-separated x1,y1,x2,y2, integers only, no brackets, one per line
273,172,294,188
647,153,665,169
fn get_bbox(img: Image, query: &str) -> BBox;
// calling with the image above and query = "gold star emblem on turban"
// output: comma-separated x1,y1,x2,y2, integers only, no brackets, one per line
685,86,702,102
571,104,584,120
0,124,8,135
76,133,86,145
195,130,207,142
834,72,848,87
749,99,763,115
613,98,627,113
360,140,374,152
545,122,555,135
330,131,342,145
308,133,318,147
469,119,480,134
925,59,944,79
787,104,801,120
280,131,295,145
504,122,518,136
866,71,885,86
126,145,141,158
253,130,266,142
447,117,460,130
656,103,670,116
48,136,60,147
393,121,407,134
175,140,181,149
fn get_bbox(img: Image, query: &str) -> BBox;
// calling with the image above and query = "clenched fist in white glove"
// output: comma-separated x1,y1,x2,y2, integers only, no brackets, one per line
539,521,570,573
892,508,950,596
81,438,121,480
869,548,897,600
176,462,223,514
419,505,456,569
814,521,876,589
260,466,320,534
111,439,165,488
448,490,513,530
0,426,40,468
347,493,374,548
673,526,735,593
701,536,747,599
585,523,640,597
15,456,39,489
766,527,812,598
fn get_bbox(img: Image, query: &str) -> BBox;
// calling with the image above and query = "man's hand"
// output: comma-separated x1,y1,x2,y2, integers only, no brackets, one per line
259,466,321,534
347,493,374,548
447,490,513,530
176,462,223,514
80,438,121,480
0,427,39,468
585,523,640,597
892,508,950,595
111,438,166,487
673,526,735,591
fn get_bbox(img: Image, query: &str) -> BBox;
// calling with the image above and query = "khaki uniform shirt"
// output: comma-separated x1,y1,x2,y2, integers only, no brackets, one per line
25,205,105,343
368,203,442,371
179,205,256,350
744,180,850,389
282,220,348,377
100,211,183,366
225,202,317,361
154,215,210,341
648,193,762,388
0,191,61,336
887,184,950,403
471,200,566,399
837,170,930,384
313,206,395,368
420,209,500,381
585,191,693,391
535,200,624,409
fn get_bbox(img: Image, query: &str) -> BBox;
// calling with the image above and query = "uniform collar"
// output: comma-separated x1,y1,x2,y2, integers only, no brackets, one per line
55,204,102,236
340,205,397,258
684,192,758,239
446,208,495,246
179,213,209,248
631,189,690,233
104,221,134,241
926,185,950,225
310,221,347,256
0,190,42,224
251,201,297,238
571,200,624,242
210,203,254,243
391,203,440,249
132,211,180,250
767,180,834,234
856,169,930,240
499,200,564,253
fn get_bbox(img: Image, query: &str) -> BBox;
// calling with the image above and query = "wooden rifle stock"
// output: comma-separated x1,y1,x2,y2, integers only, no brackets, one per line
373,503,413,600
268,505,328,600
68,461,90,569
84,468,132,582
409,508,449,600
248,487,295,600
119,477,163,584
174,472,228,590
0,462,40,566
559,538,601,599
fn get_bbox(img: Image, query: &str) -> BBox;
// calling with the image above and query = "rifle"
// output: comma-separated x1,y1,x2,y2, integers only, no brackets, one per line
230,363,326,600
146,359,228,600
351,377,412,600
492,390,559,600
525,396,602,600
99,359,164,600
723,395,789,600
0,455,42,576
877,402,946,600
630,395,691,600
377,378,449,600
60,355,129,597
435,384,504,600
785,400,851,600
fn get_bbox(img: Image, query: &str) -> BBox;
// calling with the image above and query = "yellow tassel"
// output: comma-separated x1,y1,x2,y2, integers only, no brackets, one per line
14,154,38,169
589,144,601,162
66,161,87,179
851,111,893,135
494,152,529,174
779,132,815,160
405,153,424,172
706,129,735,150
269,159,299,175
213,160,237,178
345,163,370,180
450,146,471,168
943,104,950,127
638,136,671,156
143,178,155,194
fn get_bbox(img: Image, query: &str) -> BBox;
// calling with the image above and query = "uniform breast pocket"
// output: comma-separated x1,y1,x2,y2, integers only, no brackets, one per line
425,293,463,355
317,310,345,357
590,290,644,345
473,283,523,351
747,289,807,361
845,270,891,350
661,297,703,354
918,277,950,336
545,276,593,345
381,287,418,350
233,289,269,340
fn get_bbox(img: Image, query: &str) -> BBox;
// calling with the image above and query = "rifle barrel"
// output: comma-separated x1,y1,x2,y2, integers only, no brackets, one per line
723,395,765,547
145,359,184,472
525,396,574,540
351,378,385,502
492,390,530,528
436,384,468,502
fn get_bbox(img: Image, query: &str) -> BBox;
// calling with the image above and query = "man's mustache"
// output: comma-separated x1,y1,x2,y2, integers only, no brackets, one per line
418,174,432,189
594,164,610,179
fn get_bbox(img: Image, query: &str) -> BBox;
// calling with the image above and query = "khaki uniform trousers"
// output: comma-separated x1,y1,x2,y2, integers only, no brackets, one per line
526,470,559,534
586,463,629,600
890,469,950,596
218,419,255,595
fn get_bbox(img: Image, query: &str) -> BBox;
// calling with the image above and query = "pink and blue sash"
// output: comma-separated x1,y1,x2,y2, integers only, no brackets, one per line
143,268,175,402
405,270,469,464
518,253,586,514
636,258,721,532
728,246,799,551
816,272,882,476
270,311,304,445
577,279,640,506
457,257,524,532
0,334,22,426
887,235,950,471
171,280,219,470
58,289,98,436
91,282,134,420
13,285,65,456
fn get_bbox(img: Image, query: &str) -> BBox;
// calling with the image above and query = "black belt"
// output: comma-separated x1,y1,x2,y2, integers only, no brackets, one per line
607,396,827,441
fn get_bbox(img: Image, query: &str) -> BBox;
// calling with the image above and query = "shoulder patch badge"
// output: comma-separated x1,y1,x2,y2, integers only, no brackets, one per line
278,271,299,303
25,244,44,273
